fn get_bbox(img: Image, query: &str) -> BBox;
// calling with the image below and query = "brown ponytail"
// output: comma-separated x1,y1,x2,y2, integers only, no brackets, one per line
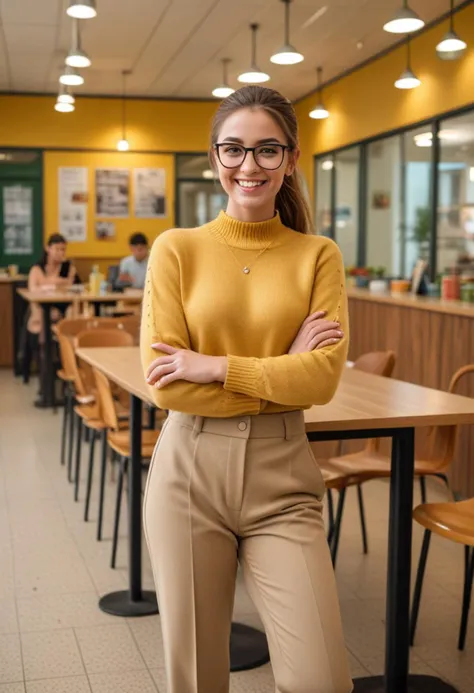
209,85,314,235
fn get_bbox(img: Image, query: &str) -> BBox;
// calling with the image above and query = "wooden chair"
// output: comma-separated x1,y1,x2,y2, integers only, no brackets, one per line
410,497,474,651
316,351,396,563
322,363,469,568
93,367,161,568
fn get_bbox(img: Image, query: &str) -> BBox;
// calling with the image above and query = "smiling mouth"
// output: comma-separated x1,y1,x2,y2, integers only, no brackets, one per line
235,180,266,188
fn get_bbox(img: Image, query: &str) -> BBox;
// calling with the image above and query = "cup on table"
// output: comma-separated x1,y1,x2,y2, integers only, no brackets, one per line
8,264,18,277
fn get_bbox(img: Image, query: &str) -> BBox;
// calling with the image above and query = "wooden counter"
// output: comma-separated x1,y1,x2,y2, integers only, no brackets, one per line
347,288,474,496
0,276,27,368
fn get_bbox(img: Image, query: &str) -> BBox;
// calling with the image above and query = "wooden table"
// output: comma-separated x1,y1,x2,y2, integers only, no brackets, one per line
18,288,142,408
76,346,474,693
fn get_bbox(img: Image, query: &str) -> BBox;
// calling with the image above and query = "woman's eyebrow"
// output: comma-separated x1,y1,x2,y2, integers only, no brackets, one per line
220,136,284,144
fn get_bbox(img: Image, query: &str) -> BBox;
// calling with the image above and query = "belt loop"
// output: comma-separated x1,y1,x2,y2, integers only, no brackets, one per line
283,414,291,441
193,416,204,435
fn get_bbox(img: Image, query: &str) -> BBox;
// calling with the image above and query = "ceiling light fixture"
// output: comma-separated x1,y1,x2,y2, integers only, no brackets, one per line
66,0,97,19
309,66,329,119
117,70,130,152
383,0,425,34
66,19,91,69
321,159,334,170
212,58,235,98
59,65,84,86
238,24,270,83
57,85,75,105
271,0,304,65
436,0,467,60
55,100,75,113
394,38,421,89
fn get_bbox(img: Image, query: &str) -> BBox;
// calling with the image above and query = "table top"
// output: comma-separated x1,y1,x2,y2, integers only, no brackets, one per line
348,287,474,319
75,346,474,432
17,288,142,304
0,275,27,283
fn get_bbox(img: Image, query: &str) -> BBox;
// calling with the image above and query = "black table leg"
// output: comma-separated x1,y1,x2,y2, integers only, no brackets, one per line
353,427,457,693
93,302,101,317
99,394,158,617
34,304,55,409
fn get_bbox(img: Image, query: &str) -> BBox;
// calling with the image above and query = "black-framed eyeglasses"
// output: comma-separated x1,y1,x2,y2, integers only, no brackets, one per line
214,143,292,171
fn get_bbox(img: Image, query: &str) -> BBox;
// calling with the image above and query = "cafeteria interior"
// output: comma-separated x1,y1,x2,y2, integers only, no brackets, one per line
1,1,474,692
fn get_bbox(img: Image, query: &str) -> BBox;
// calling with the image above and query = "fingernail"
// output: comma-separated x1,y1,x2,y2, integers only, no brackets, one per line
337,331,343,336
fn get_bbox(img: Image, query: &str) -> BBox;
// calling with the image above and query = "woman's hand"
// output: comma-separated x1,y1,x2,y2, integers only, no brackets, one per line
147,343,227,388
288,311,343,354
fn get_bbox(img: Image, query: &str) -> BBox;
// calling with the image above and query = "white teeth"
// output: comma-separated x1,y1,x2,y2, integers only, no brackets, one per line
237,180,264,188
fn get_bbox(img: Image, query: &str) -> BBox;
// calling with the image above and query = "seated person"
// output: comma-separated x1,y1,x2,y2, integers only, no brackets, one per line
118,232,149,289
27,233,80,336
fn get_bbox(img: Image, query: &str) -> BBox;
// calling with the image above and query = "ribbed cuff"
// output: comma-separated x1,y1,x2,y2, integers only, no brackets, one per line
224,355,261,398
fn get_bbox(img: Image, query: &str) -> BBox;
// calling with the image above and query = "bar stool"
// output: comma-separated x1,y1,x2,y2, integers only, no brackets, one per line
410,497,474,651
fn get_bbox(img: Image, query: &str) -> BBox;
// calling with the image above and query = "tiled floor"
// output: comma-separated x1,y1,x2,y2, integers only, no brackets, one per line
1,368,473,692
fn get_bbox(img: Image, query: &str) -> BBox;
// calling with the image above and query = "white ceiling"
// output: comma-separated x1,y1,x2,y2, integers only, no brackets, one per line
0,0,459,101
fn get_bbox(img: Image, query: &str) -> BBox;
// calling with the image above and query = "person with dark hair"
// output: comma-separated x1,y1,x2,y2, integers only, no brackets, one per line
140,86,352,693
118,232,149,288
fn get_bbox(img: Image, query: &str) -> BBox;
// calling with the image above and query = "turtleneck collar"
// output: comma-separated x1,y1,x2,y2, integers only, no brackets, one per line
207,210,290,249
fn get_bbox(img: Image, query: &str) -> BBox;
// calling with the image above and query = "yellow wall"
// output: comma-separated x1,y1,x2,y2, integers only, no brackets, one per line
295,3,474,194
43,151,175,260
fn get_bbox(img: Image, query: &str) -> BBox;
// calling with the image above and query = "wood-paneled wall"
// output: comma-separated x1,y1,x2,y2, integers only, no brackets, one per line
348,295,474,497
0,282,14,367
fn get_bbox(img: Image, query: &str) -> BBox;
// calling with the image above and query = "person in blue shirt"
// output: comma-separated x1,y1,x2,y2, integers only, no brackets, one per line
119,232,149,289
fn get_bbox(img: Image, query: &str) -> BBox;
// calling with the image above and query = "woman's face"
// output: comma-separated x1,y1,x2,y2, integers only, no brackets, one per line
214,107,299,220
47,242,67,264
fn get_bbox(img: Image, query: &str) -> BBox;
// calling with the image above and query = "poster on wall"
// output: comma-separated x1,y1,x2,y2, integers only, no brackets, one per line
3,185,33,255
95,221,116,240
96,168,130,217
58,167,88,242
133,168,166,218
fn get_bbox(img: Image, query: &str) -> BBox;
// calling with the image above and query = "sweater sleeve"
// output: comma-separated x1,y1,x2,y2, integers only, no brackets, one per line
223,239,349,407
140,233,262,417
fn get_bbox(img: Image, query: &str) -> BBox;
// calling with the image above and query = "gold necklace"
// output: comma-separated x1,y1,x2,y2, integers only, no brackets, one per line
219,234,274,275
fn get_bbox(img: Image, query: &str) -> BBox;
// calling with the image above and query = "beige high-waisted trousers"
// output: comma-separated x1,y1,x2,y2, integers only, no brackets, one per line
143,409,353,693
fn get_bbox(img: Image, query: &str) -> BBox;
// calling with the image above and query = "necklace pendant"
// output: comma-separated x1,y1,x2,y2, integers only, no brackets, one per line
243,266,250,274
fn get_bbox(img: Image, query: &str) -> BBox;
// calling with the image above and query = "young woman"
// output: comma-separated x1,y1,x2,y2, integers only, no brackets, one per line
141,86,353,693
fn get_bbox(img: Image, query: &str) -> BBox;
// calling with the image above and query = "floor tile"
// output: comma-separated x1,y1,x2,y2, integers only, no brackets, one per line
0,634,23,684
0,600,19,634
25,677,91,693
88,670,157,693
17,593,116,632
0,684,25,693
74,624,146,674
21,629,85,681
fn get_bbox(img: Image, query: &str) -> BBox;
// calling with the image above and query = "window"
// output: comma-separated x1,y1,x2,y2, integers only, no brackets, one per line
436,111,474,275
334,147,359,267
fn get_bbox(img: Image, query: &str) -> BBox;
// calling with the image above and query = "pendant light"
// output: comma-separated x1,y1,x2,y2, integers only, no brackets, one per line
57,85,75,105
117,70,130,152
383,1,425,34
55,100,75,113
212,59,235,98
394,38,421,89
59,65,84,86
67,0,97,19
238,24,270,83
309,67,329,119
271,0,304,65
66,19,91,69
436,0,467,60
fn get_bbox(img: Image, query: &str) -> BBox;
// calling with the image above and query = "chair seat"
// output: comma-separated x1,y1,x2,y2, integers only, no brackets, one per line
74,403,100,421
413,499,474,546
58,369,75,383
323,449,446,484
107,428,160,458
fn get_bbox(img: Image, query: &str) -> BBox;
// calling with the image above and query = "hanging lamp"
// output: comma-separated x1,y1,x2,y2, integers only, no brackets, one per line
57,84,75,105
383,0,424,34
238,24,270,83
55,99,75,113
436,0,467,60
394,38,421,89
66,19,91,69
67,1,97,19
270,0,304,65
59,65,84,86
309,67,329,119
117,70,130,152
212,59,235,98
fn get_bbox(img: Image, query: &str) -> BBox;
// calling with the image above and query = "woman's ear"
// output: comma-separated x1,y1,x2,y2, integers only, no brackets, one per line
285,147,300,176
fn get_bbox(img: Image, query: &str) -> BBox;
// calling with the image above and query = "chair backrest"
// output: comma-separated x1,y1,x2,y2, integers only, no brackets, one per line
75,328,134,349
57,333,87,396
93,367,120,431
353,350,396,378
57,317,122,338
116,315,140,344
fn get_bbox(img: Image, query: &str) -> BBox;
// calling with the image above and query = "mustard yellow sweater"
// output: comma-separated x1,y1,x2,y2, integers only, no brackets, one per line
140,211,349,417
